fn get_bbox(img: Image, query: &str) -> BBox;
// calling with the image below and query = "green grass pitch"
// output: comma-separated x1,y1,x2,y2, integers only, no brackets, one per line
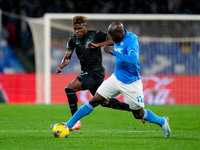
0,104,199,150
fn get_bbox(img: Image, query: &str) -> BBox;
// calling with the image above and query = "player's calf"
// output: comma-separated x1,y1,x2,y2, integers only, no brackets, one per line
131,107,144,119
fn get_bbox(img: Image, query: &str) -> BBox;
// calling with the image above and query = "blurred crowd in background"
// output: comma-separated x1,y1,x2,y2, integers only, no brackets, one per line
0,0,200,73
1,0,200,17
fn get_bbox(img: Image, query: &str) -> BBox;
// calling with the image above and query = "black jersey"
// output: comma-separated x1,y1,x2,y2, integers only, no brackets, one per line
67,30,108,72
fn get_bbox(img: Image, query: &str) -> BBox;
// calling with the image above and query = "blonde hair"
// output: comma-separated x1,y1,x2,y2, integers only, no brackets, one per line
72,15,87,25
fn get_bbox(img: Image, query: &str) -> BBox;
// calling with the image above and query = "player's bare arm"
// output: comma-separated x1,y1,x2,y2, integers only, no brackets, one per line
85,42,99,49
85,35,114,49
56,51,72,74
104,45,113,55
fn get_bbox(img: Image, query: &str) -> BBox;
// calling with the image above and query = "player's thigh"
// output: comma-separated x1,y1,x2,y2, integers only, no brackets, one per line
66,78,82,91
97,74,120,100
77,72,103,91
89,87,98,96
120,79,145,110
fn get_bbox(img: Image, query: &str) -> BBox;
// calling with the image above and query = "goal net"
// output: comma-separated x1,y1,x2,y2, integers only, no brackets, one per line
27,14,200,104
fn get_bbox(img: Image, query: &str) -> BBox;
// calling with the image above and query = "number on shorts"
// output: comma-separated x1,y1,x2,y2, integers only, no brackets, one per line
137,96,145,104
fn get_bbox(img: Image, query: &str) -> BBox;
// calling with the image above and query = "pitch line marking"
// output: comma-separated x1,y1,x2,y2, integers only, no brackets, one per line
0,130,163,133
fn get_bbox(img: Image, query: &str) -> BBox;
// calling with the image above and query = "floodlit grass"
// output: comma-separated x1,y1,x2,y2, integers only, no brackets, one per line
0,104,199,150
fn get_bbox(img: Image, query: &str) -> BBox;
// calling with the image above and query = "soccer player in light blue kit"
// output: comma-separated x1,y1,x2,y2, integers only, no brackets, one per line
64,22,171,137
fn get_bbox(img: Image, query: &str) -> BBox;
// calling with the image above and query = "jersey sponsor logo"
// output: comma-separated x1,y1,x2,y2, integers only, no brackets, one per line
115,47,123,53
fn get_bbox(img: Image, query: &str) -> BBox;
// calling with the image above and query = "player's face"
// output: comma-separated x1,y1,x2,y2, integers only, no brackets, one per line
109,31,124,43
73,23,87,39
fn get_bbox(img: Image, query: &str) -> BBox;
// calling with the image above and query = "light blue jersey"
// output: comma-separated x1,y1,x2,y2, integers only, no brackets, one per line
113,30,141,83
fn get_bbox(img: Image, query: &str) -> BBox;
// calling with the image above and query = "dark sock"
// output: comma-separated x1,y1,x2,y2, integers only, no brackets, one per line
65,88,78,116
105,98,131,111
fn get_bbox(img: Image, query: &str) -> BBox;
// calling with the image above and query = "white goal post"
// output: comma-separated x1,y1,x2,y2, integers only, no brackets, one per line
27,14,200,104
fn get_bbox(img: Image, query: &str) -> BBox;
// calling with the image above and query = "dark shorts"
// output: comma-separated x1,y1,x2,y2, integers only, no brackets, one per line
77,68,105,96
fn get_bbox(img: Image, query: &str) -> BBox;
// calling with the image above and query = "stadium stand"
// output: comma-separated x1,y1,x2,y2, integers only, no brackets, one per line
51,41,200,75
139,42,200,75
1,0,200,73
0,38,25,73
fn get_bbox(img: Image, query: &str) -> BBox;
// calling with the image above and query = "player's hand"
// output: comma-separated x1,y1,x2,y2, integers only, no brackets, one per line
56,59,70,74
104,45,113,55
85,42,99,49
56,66,62,74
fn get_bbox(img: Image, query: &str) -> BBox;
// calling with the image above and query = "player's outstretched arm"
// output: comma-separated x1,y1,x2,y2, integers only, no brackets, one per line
85,35,114,49
85,42,99,49
56,51,72,74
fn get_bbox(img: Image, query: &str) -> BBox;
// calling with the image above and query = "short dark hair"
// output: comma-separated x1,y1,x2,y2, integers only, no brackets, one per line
72,15,87,25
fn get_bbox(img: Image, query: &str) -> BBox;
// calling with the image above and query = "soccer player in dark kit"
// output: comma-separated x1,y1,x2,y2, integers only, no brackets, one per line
56,15,131,130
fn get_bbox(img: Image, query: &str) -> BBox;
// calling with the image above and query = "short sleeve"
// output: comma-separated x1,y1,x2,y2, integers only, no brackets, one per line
95,31,108,43
66,36,76,51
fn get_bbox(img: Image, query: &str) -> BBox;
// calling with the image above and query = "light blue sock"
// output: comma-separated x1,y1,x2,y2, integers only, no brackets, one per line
142,109,165,126
67,102,95,128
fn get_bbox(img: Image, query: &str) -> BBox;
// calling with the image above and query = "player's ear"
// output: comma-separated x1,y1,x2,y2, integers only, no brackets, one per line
83,22,87,28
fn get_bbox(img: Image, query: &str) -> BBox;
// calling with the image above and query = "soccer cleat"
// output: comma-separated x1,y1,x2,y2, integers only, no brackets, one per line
161,117,171,138
71,120,81,131
141,119,145,124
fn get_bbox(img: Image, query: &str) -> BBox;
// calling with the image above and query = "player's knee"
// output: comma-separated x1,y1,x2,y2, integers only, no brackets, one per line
132,108,144,119
100,99,109,107
90,93,106,107
65,88,75,95
133,113,143,119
